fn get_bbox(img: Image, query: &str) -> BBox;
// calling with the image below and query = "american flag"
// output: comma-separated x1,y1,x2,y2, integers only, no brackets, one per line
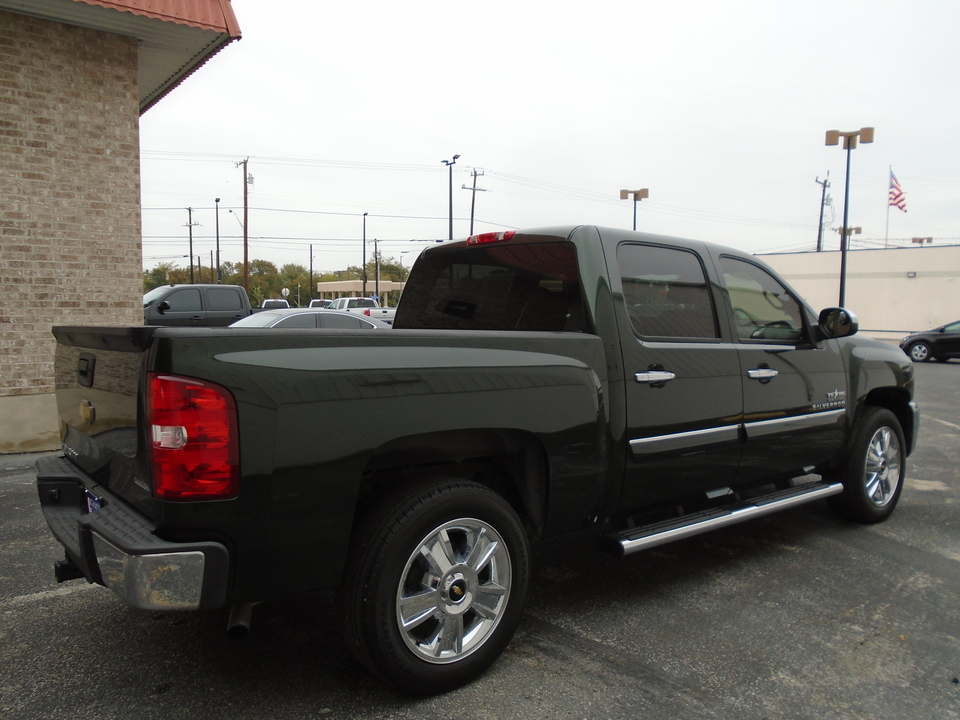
889,171,907,212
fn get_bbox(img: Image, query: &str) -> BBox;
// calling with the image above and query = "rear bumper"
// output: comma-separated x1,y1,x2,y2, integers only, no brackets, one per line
36,455,229,611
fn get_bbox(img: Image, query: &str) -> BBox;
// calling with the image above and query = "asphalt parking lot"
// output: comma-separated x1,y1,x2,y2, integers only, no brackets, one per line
2,361,958,720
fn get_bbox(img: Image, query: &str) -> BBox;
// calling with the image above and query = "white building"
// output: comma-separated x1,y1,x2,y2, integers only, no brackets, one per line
761,245,960,339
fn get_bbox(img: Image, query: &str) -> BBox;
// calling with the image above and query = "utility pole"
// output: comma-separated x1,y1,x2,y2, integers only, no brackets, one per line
236,158,252,292
462,168,488,236
442,155,460,240
214,198,221,283
309,244,313,302
362,213,368,296
184,207,199,283
209,250,214,283
374,238,380,302
815,173,830,252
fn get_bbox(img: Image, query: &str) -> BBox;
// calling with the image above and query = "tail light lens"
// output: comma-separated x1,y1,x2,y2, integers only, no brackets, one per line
364,309,371,316
148,373,239,500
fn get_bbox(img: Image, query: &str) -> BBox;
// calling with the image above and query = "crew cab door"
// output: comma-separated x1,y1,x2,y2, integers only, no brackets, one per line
151,286,205,325
203,286,248,326
718,255,848,485
615,242,743,512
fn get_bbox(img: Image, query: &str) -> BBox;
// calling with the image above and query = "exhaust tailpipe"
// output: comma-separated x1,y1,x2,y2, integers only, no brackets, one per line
226,602,256,640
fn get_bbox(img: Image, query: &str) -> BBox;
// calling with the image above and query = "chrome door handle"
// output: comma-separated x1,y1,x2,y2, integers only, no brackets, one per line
634,371,676,384
747,367,779,380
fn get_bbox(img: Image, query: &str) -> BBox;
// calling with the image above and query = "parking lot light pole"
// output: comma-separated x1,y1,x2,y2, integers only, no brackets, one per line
826,127,873,306
442,155,460,240
619,188,649,231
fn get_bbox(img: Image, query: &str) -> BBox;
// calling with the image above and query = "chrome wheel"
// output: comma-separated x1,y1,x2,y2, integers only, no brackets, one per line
397,518,511,664
828,407,906,524
863,425,901,508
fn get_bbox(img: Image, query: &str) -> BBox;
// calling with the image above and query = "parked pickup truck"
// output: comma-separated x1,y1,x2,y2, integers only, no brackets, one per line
37,226,917,694
143,283,253,326
326,295,396,324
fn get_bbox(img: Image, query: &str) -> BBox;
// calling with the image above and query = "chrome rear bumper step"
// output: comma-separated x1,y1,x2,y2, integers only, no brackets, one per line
600,482,844,557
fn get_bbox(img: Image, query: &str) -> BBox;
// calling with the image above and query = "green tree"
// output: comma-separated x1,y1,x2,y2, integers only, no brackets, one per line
143,263,190,292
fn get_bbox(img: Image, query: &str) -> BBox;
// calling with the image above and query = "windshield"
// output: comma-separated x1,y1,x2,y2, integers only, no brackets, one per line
143,286,172,307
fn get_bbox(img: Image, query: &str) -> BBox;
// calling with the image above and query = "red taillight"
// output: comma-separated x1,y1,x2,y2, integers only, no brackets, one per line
148,373,239,500
466,230,516,245
364,309,371,316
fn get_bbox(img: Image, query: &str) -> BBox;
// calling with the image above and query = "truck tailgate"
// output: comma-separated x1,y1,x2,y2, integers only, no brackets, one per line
51,326,155,511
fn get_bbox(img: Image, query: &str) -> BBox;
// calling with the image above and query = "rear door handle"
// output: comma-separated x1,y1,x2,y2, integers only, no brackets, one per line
634,371,676,385
747,368,779,380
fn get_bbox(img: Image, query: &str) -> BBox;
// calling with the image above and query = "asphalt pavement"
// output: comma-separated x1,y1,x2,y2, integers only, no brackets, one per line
1,361,959,719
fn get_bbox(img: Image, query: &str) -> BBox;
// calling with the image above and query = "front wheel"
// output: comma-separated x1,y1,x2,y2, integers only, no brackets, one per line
908,342,931,362
339,479,530,694
828,407,906,523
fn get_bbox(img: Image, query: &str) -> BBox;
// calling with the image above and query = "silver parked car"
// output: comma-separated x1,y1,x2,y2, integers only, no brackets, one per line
230,308,390,330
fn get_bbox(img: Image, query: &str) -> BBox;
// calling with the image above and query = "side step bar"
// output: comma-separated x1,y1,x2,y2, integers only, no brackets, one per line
600,482,844,557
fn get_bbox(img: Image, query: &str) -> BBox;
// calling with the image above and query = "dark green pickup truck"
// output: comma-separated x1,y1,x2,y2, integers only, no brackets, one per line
36,225,918,694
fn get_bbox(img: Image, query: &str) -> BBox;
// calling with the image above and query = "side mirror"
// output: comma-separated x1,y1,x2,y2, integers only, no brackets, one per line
818,307,858,339
156,300,171,314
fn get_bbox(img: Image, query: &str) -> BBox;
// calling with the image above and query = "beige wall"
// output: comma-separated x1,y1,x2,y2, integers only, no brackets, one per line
0,11,143,452
761,245,960,336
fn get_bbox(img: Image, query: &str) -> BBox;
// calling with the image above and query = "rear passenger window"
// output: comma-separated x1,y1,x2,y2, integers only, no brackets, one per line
208,287,243,311
720,256,804,342
321,314,364,329
275,314,318,328
617,244,718,339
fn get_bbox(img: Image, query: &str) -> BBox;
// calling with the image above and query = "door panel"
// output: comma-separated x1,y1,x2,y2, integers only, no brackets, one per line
205,287,248,326
616,243,742,513
719,256,848,484
155,287,205,326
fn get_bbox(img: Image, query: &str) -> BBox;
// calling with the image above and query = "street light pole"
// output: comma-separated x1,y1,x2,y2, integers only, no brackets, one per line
442,154,460,240
214,197,221,283
362,212,368,296
826,127,873,307
619,188,649,231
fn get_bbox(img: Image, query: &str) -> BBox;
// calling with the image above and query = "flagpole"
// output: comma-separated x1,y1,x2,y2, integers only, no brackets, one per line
885,166,891,247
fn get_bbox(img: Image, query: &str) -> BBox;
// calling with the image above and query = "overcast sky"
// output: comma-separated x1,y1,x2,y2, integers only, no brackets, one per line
139,0,960,274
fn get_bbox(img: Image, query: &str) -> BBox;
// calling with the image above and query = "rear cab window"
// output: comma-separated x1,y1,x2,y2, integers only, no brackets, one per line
394,240,586,332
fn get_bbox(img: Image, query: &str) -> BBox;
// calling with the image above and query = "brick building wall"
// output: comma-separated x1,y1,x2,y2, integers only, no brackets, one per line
0,10,142,452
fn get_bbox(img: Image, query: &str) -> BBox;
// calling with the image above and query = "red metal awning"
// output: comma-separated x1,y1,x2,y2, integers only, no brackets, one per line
0,0,242,113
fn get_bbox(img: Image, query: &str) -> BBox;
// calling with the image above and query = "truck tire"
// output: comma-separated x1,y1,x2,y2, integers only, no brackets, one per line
339,478,530,694
827,407,906,523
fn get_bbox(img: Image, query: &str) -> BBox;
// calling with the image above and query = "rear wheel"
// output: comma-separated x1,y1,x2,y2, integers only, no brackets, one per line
339,478,530,694
907,342,931,362
828,407,905,523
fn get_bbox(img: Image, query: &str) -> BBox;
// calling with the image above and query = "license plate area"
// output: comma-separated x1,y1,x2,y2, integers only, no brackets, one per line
84,488,104,514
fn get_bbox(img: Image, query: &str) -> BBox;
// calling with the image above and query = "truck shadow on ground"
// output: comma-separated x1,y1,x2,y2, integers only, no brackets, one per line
126,499,856,712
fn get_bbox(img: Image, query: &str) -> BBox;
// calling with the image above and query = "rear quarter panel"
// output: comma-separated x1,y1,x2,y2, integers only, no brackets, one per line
149,327,608,601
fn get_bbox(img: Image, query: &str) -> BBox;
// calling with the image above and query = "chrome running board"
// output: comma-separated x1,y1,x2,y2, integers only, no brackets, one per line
600,482,844,557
